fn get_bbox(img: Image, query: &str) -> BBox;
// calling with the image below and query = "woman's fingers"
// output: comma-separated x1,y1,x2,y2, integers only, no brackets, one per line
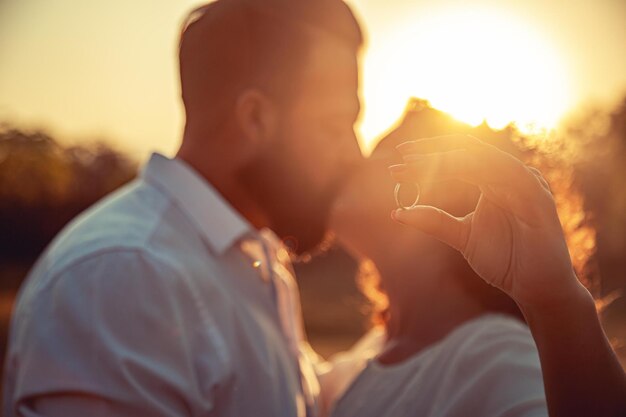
395,135,536,190
392,206,471,253
394,137,535,192
395,134,483,154
390,149,484,185
390,136,551,222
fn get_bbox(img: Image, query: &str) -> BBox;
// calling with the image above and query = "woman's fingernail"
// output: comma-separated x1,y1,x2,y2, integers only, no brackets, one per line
388,164,407,173
391,209,405,223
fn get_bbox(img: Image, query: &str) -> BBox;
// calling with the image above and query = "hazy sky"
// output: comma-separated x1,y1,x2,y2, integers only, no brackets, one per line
1,0,625,158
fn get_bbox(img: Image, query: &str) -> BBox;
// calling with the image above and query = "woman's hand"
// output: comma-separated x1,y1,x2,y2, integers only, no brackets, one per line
389,134,584,310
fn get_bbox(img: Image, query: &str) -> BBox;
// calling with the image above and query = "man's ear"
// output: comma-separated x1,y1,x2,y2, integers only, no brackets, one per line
235,89,279,151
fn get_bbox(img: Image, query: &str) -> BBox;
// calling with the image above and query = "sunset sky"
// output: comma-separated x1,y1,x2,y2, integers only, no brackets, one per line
1,0,625,157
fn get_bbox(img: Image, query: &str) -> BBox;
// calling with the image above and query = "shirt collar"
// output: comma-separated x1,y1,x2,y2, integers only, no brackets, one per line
141,152,254,255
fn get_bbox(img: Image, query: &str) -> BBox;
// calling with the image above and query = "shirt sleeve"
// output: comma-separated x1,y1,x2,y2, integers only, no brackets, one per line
438,320,548,417
6,249,229,417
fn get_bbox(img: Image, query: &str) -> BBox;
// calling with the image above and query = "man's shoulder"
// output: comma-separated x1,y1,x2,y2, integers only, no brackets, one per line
36,179,181,279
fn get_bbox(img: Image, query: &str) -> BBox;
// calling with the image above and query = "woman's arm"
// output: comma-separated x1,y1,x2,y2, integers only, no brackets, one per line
389,134,626,417
521,283,626,417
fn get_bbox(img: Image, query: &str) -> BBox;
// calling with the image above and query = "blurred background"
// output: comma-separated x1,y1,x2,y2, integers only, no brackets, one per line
1,0,625,378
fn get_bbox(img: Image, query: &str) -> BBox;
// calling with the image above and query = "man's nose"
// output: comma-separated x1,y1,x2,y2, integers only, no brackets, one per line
342,129,364,167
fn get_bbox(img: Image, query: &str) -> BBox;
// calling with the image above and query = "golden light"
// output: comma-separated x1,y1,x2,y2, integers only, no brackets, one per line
359,6,573,148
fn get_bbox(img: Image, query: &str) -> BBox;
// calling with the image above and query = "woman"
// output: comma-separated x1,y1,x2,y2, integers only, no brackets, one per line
323,105,626,416
325,118,546,417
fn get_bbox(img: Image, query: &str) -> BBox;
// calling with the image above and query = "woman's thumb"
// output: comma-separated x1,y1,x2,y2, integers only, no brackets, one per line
392,206,469,252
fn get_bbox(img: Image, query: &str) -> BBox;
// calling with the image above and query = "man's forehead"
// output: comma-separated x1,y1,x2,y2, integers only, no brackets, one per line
293,84,360,119
286,34,360,116
301,33,359,85
309,41,357,69
294,38,360,112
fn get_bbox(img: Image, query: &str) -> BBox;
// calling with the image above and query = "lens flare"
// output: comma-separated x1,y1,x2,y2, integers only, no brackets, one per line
359,6,572,148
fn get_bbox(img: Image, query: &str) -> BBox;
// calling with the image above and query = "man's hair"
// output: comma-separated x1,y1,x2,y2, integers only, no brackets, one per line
179,0,363,134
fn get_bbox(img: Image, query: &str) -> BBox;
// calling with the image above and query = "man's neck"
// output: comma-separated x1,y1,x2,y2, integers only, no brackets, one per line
176,146,270,231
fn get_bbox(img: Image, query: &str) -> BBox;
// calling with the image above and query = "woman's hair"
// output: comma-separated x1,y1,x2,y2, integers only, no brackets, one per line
356,259,389,326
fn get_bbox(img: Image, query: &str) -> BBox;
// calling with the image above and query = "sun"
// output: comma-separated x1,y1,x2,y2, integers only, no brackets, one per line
359,6,572,149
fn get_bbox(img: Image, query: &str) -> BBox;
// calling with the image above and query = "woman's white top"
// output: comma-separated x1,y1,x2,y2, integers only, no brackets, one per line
330,314,547,417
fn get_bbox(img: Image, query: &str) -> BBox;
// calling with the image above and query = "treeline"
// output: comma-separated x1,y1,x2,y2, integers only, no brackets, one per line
0,127,137,270
568,98,626,300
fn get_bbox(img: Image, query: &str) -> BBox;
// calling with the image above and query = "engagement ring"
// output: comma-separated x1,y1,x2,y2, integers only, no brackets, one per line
394,182,420,210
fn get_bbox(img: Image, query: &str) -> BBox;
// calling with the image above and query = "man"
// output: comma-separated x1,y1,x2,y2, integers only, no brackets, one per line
4,0,362,415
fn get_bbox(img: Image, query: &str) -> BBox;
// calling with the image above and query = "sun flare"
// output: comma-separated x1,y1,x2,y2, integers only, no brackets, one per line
359,6,572,149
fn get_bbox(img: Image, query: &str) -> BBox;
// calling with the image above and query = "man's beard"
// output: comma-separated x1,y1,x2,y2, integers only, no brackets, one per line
235,146,346,261
287,229,337,264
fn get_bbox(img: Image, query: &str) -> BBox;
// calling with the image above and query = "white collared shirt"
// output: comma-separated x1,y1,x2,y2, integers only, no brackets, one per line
3,153,321,417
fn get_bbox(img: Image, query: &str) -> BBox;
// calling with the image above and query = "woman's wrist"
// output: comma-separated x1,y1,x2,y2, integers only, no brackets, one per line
518,275,596,327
